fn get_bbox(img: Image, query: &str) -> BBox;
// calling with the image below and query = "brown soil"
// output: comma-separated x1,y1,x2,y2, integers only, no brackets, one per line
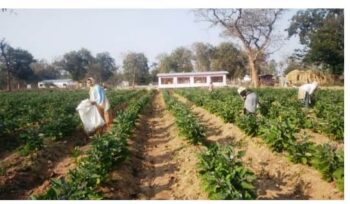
29,143,92,197
0,130,89,199
173,93,343,200
99,91,207,199
0,101,130,199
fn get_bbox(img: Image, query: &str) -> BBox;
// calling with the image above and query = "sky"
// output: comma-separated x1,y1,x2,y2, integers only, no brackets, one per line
0,9,304,67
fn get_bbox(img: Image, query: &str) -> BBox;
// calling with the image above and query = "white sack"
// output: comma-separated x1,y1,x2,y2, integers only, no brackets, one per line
76,99,105,133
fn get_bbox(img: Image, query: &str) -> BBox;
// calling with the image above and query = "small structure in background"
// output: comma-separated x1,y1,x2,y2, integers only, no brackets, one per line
157,71,228,89
38,79,77,88
258,74,275,86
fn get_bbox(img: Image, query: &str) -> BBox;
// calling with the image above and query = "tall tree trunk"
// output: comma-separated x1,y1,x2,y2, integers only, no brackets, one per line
6,69,11,91
248,55,259,88
132,66,136,88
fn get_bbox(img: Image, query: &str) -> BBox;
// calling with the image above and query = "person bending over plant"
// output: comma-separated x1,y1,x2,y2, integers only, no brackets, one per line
237,87,258,114
298,81,319,108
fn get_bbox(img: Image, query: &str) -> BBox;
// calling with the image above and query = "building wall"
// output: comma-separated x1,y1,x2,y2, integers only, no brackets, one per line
38,81,77,88
158,74,227,88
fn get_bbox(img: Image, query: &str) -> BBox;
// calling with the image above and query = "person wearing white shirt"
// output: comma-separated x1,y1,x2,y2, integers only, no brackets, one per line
298,81,319,107
87,77,112,130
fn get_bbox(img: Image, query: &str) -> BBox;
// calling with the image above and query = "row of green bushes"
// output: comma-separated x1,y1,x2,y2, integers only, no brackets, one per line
163,91,256,200
177,88,343,192
33,90,154,199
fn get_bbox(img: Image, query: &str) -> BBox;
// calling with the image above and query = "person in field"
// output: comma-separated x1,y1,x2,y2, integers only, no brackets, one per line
86,77,113,130
298,81,319,107
237,87,258,114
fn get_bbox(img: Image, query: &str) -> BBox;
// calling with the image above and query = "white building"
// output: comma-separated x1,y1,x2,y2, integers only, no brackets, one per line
38,79,77,88
157,71,228,88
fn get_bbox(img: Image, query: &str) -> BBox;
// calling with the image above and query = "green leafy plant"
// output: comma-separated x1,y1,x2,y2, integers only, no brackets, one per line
311,144,343,182
287,134,316,165
18,130,44,155
236,114,259,136
331,147,344,192
260,118,297,153
198,143,256,200
71,146,82,158
34,176,102,200
313,90,344,141
163,91,205,144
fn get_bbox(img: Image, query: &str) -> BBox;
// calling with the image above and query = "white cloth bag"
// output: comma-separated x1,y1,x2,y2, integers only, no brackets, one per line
76,99,105,133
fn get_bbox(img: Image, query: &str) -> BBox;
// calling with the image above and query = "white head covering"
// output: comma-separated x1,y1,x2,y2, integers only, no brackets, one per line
237,87,247,95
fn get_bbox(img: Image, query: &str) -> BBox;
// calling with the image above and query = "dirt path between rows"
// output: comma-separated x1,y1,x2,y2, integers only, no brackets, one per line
174,93,343,200
99,91,207,200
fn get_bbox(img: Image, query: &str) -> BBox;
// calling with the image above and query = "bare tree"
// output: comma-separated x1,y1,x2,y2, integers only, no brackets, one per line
195,9,283,87
0,39,12,91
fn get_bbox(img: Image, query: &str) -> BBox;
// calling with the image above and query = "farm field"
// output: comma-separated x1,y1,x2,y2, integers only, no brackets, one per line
0,87,344,200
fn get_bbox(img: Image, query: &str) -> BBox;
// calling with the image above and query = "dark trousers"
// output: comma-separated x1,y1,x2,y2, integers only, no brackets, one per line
304,92,311,107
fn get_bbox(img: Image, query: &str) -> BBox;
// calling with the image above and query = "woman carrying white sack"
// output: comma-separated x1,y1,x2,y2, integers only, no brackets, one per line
298,81,319,108
86,77,113,130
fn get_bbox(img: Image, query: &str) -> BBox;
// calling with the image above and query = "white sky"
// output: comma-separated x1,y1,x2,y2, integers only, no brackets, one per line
0,9,303,66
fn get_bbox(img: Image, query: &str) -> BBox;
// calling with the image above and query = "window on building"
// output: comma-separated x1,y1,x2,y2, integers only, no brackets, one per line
161,78,174,84
211,76,223,83
194,77,207,84
177,77,190,84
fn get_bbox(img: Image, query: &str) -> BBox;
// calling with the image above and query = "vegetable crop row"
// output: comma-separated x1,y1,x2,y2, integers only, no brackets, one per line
177,88,343,192
163,91,256,199
33,90,154,199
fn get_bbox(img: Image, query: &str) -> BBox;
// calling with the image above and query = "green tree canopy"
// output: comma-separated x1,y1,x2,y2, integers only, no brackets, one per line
122,52,149,86
170,47,193,72
55,48,94,81
7,48,35,81
31,60,61,80
192,42,214,71
288,9,344,75
0,39,36,90
211,42,248,79
157,47,193,73
157,53,176,73
86,52,118,82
